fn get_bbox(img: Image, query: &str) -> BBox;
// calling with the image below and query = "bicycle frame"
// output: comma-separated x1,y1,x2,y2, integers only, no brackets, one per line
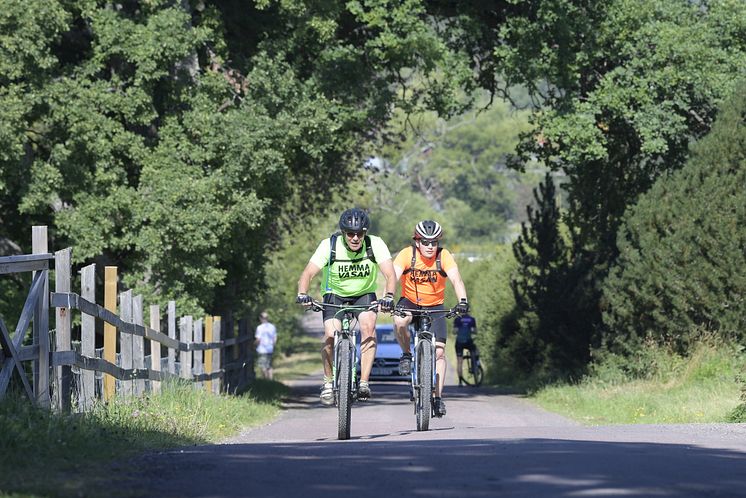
307,300,376,439
411,314,436,410
332,309,358,397
395,306,456,431
460,344,484,387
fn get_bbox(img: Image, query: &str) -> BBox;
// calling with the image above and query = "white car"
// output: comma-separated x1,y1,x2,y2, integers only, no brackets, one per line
356,323,413,381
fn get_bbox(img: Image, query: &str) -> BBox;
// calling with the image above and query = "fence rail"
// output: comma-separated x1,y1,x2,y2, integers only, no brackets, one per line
0,226,256,412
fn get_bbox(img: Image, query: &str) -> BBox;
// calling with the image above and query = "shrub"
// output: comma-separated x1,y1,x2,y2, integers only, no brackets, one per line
457,244,517,385
602,82,746,354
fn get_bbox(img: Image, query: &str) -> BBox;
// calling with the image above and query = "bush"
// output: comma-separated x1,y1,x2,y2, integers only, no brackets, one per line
457,244,517,384
729,371,746,422
602,82,746,354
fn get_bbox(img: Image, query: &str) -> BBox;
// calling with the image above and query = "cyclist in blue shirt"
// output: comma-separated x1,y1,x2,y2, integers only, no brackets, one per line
453,312,478,386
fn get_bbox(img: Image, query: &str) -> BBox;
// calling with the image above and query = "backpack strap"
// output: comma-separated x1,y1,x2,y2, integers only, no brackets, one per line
327,232,340,267
364,235,376,264
402,244,417,275
435,247,447,277
323,233,340,291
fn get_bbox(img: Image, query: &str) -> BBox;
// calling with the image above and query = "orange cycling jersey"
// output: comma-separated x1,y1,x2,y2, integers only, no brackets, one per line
394,246,456,306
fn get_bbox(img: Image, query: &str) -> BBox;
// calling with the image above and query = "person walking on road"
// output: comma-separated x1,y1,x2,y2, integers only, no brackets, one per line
392,220,469,417
254,311,277,380
296,208,397,404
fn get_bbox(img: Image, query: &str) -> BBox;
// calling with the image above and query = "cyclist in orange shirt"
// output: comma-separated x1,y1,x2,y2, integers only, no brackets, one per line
392,220,469,417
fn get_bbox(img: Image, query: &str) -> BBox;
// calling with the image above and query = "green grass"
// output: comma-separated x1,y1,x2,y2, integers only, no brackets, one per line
269,334,324,381
0,379,288,498
532,341,745,425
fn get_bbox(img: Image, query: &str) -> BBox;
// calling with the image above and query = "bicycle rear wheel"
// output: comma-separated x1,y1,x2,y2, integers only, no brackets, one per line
337,338,353,440
461,355,484,387
415,342,432,431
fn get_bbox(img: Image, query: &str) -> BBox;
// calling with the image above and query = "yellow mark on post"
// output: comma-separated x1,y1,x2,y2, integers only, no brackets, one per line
103,266,117,401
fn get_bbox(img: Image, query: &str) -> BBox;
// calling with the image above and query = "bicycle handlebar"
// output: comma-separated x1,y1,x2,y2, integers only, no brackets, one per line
304,300,379,313
392,306,459,319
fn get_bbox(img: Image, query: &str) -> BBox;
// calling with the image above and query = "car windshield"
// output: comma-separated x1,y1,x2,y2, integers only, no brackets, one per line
377,328,397,343
373,325,413,344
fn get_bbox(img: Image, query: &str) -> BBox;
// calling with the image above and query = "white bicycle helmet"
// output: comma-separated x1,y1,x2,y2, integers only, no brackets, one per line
413,220,443,240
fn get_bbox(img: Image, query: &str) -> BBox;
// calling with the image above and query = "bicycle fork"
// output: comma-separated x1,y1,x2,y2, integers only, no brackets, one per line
411,332,436,402
332,329,358,401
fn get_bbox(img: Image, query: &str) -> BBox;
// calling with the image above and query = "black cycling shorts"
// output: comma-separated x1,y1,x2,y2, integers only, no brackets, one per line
455,340,476,357
396,297,447,344
322,293,377,322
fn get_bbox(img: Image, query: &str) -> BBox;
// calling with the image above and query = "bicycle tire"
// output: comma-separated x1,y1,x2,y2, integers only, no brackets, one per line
337,338,353,440
415,342,432,431
461,355,484,387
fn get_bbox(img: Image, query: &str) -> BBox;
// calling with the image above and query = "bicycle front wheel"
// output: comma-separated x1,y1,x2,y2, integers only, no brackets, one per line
415,342,432,431
336,338,353,440
461,355,484,387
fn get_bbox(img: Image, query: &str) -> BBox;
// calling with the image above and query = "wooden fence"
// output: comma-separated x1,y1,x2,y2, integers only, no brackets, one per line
0,226,256,411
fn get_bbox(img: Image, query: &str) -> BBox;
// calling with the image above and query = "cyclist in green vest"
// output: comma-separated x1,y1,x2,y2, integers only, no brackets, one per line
296,208,397,405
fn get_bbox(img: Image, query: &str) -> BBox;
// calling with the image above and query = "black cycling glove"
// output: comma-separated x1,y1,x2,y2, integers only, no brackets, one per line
296,293,312,305
379,292,395,312
455,298,469,314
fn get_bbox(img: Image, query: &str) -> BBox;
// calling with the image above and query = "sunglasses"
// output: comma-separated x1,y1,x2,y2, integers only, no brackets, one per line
345,231,365,239
418,239,438,247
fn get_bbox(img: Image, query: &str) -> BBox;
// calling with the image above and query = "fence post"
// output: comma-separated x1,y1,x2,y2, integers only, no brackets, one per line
80,264,96,410
150,304,161,394
212,316,221,394
103,266,117,401
120,289,133,397
193,319,203,387
179,316,193,380
204,316,212,393
133,294,144,396
223,314,235,392
32,225,50,408
54,248,72,412
168,301,176,375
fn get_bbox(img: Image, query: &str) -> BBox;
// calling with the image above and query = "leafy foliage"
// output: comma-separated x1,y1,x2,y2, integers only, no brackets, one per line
370,97,539,246
442,0,746,380
0,0,477,319
602,82,746,354
502,173,592,382
3,0,745,387
457,245,517,384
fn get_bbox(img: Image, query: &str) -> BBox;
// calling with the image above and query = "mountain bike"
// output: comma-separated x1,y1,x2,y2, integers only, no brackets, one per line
394,306,457,432
308,300,377,440
460,346,484,387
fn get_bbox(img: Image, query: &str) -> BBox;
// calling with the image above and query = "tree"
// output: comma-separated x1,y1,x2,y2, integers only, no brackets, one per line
496,0,746,263
0,0,479,317
372,96,538,245
602,82,746,354
502,173,592,381
423,0,746,378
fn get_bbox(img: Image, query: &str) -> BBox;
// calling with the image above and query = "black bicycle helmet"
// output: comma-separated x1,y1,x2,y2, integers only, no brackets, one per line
413,220,443,240
339,208,370,233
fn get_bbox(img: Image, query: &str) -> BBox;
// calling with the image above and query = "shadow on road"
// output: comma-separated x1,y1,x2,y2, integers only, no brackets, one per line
281,373,509,410
136,436,746,498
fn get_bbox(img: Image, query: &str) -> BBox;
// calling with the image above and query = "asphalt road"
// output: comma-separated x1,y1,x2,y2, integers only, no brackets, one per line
132,372,746,498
